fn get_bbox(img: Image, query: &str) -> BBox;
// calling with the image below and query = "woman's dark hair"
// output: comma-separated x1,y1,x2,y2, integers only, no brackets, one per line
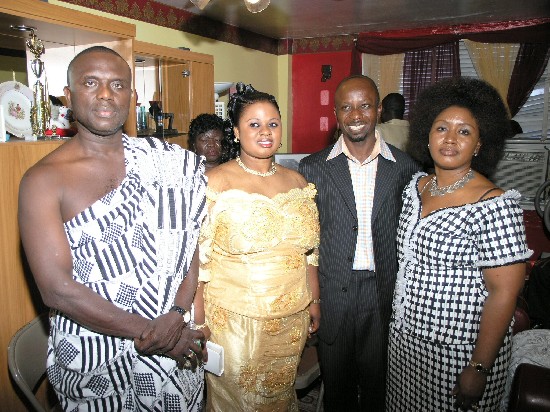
188,113,224,151
223,82,280,161
407,77,512,177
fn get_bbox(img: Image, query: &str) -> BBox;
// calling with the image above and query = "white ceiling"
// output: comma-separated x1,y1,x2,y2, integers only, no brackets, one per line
156,0,550,39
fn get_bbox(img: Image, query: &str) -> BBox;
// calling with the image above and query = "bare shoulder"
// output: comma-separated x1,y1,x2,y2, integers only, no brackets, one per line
276,164,309,188
472,173,504,201
20,144,69,194
205,161,235,192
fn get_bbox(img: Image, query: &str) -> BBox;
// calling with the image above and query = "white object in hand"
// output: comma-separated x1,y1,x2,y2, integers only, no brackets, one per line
204,341,224,376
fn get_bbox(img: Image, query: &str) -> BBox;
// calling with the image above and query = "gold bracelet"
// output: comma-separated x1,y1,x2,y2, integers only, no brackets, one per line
311,299,321,304
194,322,208,330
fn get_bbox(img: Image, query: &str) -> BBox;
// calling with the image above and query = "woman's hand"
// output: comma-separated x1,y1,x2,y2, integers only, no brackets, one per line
452,366,487,411
308,302,321,336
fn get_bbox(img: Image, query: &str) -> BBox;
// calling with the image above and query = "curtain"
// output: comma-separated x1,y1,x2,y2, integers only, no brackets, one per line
350,19,550,118
402,42,460,117
353,19,550,57
362,53,405,102
507,43,550,116
465,41,518,112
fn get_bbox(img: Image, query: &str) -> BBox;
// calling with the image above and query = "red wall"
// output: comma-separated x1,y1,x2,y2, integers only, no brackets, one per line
291,51,352,154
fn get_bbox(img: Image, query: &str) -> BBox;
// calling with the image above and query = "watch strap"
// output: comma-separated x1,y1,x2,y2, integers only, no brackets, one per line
169,305,190,324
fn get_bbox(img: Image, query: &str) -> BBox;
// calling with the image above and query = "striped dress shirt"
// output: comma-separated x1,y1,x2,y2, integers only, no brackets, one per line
327,131,396,271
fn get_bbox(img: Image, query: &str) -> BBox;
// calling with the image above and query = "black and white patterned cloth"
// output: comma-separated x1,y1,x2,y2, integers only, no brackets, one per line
47,136,206,411
386,172,532,411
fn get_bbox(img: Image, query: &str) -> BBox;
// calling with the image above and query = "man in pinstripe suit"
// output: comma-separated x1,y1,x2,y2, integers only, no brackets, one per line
299,75,419,411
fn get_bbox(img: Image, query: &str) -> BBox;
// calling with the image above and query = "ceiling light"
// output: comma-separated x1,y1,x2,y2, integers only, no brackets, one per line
244,0,270,13
190,0,270,13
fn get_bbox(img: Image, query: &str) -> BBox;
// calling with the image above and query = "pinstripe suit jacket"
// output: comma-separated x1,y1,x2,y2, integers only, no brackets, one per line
299,144,419,344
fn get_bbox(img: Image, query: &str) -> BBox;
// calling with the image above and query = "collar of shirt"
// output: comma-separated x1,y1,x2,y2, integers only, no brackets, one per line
326,129,396,164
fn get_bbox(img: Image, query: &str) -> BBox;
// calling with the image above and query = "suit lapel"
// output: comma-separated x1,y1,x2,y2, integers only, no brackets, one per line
328,154,357,220
372,156,395,223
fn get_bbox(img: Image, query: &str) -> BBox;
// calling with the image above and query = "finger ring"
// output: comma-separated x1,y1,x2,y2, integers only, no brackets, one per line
188,349,196,357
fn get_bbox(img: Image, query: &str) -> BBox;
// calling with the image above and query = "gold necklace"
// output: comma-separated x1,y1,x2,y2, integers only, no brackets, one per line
429,169,474,196
236,156,276,177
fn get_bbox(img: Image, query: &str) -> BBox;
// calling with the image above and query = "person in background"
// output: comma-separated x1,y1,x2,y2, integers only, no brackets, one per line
376,92,410,151
386,77,532,412
510,119,523,137
188,113,227,171
193,82,320,411
299,75,419,411
18,46,207,411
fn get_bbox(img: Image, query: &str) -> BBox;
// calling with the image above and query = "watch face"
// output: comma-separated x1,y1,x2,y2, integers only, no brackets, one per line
183,310,191,323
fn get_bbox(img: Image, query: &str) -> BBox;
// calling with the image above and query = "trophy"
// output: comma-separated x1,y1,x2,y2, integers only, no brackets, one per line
26,30,51,139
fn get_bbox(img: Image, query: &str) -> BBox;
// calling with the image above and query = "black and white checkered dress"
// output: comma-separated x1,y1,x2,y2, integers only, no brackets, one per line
386,172,532,411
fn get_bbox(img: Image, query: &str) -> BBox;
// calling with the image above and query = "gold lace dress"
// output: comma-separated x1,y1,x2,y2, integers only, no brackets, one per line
199,184,320,411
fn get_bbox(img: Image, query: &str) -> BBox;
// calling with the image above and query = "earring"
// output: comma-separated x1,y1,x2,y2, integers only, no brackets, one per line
474,151,478,157
234,136,239,143
427,143,430,148
279,143,282,148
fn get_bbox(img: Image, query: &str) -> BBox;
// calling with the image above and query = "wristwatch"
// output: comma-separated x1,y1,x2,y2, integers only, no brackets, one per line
468,360,492,375
169,305,191,325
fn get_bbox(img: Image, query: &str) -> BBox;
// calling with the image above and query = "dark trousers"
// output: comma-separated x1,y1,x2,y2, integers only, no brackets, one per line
318,270,386,412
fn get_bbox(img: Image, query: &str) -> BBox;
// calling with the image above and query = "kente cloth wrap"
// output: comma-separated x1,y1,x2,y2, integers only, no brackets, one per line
199,184,320,411
46,136,207,411
386,172,533,412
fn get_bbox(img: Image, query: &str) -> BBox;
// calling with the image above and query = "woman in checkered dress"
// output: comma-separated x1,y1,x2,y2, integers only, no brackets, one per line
386,78,532,412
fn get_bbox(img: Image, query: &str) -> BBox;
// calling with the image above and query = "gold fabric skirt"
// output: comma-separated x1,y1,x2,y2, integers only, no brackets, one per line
205,300,310,411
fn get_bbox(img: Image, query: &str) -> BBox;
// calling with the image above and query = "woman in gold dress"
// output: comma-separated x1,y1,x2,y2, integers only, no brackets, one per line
193,83,320,411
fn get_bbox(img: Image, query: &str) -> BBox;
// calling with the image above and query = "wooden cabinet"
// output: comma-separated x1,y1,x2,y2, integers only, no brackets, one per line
132,40,214,149
0,1,134,410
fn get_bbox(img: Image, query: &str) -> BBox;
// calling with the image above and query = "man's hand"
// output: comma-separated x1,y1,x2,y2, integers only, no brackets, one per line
166,327,206,371
134,313,206,371
134,311,186,355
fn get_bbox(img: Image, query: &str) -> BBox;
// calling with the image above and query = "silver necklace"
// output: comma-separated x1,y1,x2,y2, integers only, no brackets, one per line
429,169,474,197
236,156,277,177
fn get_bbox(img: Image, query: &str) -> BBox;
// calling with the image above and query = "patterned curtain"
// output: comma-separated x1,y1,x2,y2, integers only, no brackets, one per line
402,42,461,118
